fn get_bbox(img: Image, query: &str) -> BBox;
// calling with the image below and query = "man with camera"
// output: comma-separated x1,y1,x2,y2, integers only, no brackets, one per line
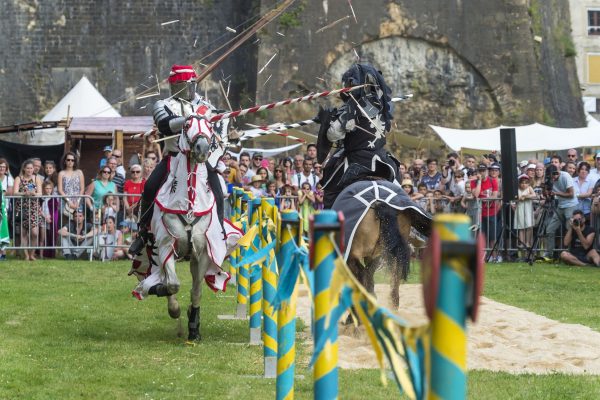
543,164,579,260
559,210,600,267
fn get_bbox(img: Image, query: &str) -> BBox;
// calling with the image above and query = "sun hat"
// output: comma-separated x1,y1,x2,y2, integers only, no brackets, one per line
251,175,264,183
401,179,413,187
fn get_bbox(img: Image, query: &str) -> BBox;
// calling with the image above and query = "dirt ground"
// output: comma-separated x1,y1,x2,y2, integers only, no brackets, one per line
296,284,600,374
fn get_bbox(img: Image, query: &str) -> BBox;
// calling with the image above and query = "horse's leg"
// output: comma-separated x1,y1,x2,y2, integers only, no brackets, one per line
187,222,211,342
167,295,180,319
388,213,413,309
155,214,182,296
345,257,364,325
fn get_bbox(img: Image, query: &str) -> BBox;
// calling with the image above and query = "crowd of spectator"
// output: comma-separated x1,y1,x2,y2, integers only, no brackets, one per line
0,147,158,261
1,143,600,266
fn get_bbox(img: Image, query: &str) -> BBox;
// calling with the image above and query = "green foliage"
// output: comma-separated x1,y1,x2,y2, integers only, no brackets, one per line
278,3,305,30
528,1,542,36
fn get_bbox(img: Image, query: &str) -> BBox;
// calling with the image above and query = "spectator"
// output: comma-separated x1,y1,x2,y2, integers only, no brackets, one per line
566,148,578,164
574,162,594,222
525,163,536,181
282,158,294,183
59,209,95,260
123,164,145,220
564,161,577,177
421,158,442,190
550,154,562,171
31,157,44,180
249,175,265,198
462,175,481,229
238,164,250,187
463,155,477,173
256,167,269,188
85,167,117,211
306,143,317,160
441,152,465,192
106,157,124,193
142,157,156,180
401,179,419,200
449,169,466,211
542,164,579,260
471,163,501,261
512,174,536,260
298,182,315,234
98,216,126,261
559,210,600,267
416,183,429,210
112,149,127,177
144,151,159,165
588,152,600,185
432,189,451,214
279,184,297,211
41,181,60,258
293,154,304,174
314,182,324,210
532,163,545,193
102,193,120,223
142,130,162,162
222,153,237,183
313,163,323,181
398,162,407,177
488,163,502,198
43,160,59,194
0,158,13,260
250,152,263,175
265,181,278,200
13,159,44,261
99,146,112,167
291,158,319,190
273,166,287,191
57,152,85,220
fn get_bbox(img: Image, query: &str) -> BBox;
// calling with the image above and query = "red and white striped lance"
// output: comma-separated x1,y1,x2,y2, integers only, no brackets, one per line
208,84,366,123
240,128,306,143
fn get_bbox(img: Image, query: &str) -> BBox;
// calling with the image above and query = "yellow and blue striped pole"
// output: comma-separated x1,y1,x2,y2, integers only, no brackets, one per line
228,187,243,285
249,197,263,344
261,197,278,378
312,210,339,400
276,210,300,400
235,191,251,319
429,214,471,400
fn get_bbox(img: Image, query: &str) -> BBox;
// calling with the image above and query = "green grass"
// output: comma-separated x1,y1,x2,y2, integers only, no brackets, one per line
2,260,600,399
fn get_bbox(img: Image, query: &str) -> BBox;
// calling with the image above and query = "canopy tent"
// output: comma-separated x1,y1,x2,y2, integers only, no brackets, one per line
430,114,600,152
4,76,121,146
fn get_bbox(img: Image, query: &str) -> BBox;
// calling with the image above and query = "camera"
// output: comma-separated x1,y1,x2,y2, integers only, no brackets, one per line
573,219,581,227
448,159,455,167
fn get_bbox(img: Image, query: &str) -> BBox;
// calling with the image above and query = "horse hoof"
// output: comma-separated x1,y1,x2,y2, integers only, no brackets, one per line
168,305,181,319
187,332,201,342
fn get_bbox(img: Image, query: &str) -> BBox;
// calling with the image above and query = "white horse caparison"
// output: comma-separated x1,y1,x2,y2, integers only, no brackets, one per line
150,114,214,341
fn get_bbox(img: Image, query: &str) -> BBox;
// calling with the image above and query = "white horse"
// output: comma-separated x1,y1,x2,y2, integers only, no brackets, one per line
131,111,241,341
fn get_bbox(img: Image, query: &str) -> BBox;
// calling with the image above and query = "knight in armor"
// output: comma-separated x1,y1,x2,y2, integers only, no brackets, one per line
316,64,399,208
128,64,227,255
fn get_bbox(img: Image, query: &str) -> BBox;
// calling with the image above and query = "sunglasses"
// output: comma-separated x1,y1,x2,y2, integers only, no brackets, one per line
113,154,122,158
253,157,263,161
568,154,576,158
66,158,75,162
102,170,111,174
131,170,141,174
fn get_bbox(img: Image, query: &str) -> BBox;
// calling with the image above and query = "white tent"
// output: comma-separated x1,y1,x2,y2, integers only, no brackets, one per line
8,76,121,145
430,114,600,152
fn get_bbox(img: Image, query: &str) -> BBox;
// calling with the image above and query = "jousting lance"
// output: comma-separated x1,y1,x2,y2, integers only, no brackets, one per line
207,84,367,123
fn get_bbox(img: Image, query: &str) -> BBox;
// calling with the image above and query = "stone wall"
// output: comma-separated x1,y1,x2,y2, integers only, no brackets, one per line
0,0,259,125
255,0,585,153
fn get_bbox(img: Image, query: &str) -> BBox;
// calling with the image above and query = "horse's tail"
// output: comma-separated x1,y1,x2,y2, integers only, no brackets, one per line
374,202,410,281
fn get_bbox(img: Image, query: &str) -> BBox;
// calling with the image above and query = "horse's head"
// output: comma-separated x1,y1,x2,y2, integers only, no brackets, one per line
180,105,216,164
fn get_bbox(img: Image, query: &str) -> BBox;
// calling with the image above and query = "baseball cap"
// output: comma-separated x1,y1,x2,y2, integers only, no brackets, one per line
526,163,536,170
466,168,477,176
489,163,501,170
477,163,487,170
252,152,263,159
543,157,551,165
518,174,530,181
103,145,112,152
519,160,528,168
595,152,600,159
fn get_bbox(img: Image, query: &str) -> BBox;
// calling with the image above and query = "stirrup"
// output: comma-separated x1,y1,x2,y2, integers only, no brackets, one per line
128,230,149,256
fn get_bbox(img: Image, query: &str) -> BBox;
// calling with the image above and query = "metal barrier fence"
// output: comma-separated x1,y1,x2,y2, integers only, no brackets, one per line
95,193,141,262
3,192,142,261
420,196,600,260
5,194,96,261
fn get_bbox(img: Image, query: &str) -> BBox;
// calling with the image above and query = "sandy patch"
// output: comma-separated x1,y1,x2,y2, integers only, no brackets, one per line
296,284,600,374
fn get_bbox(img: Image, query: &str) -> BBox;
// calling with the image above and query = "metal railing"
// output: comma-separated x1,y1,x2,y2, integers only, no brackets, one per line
5,194,97,261
95,193,141,262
